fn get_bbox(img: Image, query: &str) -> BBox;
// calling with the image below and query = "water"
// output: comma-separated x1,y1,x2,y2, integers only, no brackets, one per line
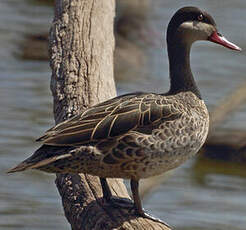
1,0,246,229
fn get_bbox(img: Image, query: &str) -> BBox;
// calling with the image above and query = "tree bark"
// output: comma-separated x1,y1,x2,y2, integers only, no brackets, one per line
49,0,170,229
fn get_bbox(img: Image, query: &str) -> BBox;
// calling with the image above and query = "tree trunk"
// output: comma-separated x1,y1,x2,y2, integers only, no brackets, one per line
49,0,170,229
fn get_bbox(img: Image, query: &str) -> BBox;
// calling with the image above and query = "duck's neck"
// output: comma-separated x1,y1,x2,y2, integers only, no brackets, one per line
167,42,201,99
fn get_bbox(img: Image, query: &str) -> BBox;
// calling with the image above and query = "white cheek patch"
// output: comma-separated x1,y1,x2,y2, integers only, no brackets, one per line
179,21,194,30
194,22,214,35
179,21,214,41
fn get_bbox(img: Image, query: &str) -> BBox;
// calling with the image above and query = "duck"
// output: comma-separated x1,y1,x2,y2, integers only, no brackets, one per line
8,6,241,225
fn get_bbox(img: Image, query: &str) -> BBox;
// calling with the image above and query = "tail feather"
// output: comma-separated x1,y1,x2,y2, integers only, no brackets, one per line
7,145,73,173
7,162,32,173
7,153,72,173
36,135,46,142
36,133,53,142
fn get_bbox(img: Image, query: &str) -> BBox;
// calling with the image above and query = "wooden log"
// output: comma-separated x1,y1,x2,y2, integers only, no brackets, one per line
207,129,246,149
203,129,246,162
49,0,170,229
201,82,246,161
209,82,246,133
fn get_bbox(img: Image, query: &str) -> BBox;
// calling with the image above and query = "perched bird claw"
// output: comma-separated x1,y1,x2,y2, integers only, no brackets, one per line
137,209,172,229
104,195,171,228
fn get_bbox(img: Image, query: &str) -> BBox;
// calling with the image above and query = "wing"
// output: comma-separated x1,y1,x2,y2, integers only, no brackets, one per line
37,92,182,146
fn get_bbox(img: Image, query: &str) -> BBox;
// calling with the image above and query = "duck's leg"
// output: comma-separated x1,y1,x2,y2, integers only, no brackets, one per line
130,179,143,214
100,177,134,207
100,177,112,202
130,179,172,228
100,178,171,228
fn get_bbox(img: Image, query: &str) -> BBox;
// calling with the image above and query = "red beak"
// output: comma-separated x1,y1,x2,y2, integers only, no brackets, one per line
208,31,241,51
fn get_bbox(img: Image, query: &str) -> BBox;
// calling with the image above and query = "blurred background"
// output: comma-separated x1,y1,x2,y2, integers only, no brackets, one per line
1,0,246,229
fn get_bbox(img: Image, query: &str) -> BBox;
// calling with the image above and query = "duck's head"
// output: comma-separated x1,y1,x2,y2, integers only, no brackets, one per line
167,6,241,51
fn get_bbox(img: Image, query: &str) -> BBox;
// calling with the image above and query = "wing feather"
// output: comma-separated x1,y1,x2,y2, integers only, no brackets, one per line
37,93,182,146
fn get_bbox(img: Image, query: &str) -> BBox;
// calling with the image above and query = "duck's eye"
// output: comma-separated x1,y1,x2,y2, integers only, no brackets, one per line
197,14,203,21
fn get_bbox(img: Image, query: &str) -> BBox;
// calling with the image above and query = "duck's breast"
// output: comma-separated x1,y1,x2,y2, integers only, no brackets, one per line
151,92,209,172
